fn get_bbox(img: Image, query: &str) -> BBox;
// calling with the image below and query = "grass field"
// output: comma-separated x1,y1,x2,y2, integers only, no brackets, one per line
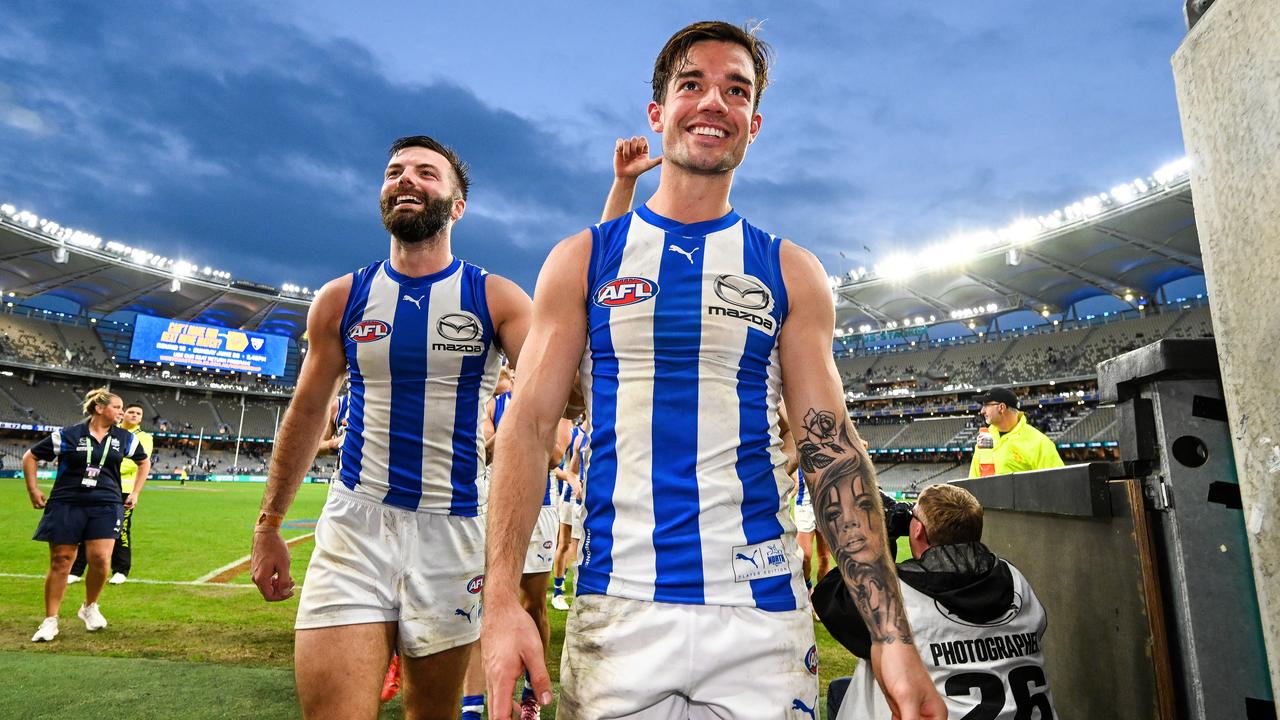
1,479,880,719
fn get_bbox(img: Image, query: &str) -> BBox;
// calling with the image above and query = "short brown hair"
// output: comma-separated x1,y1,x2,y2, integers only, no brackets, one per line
388,135,471,201
651,21,773,112
916,484,984,546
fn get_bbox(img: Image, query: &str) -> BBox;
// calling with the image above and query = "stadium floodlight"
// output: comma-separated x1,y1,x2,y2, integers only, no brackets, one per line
1082,195,1105,217
876,254,915,282
1123,292,1134,303
170,278,182,293
1153,157,1192,185
1041,308,1051,318
1110,184,1136,204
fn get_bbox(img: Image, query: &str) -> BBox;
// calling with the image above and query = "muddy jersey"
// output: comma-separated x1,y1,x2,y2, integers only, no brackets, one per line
840,560,1056,719
576,204,803,612
338,258,500,516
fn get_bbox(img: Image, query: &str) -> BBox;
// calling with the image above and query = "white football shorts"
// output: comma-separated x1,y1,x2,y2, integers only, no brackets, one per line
295,485,485,657
523,504,559,575
558,594,820,719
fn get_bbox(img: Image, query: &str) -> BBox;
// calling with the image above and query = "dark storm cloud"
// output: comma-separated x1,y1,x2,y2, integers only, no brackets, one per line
0,1,608,291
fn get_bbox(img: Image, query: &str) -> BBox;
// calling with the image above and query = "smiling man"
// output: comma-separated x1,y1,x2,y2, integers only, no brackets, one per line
481,21,944,720
250,135,531,720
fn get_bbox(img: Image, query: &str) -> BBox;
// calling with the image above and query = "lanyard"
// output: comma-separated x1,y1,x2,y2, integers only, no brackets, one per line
84,432,112,470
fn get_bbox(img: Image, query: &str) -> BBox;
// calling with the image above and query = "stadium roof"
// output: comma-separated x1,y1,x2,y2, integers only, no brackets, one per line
834,160,1200,335
1,158,1199,343
0,208,310,339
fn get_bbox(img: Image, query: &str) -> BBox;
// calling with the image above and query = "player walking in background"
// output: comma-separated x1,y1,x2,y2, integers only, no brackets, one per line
550,421,588,611
793,467,832,591
250,135,532,720
68,401,153,585
24,388,150,642
483,370,572,718
482,21,944,719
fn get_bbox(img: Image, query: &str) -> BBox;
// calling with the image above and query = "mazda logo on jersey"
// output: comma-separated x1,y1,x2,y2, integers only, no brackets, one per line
437,313,482,342
713,274,770,310
594,276,659,308
348,320,391,343
709,274,775,335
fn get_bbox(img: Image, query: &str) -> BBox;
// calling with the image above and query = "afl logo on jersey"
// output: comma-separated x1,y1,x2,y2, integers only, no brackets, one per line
466,575,484,594
594,277,659,308
713,274,771,309
348,320,391,343
804,645,819,675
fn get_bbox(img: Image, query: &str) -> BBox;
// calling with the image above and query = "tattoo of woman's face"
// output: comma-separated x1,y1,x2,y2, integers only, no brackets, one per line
820,465,879,567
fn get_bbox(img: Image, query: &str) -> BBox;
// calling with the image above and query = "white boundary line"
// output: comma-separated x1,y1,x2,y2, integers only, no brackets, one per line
193,531,315,583
0,572,258,588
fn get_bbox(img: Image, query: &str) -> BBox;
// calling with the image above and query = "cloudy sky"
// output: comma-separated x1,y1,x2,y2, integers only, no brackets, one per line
0,1,1188,293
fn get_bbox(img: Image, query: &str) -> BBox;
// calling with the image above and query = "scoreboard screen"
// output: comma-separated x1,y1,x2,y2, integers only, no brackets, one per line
129,315,289,376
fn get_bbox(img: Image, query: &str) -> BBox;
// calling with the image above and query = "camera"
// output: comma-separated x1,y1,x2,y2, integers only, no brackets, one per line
881,491,914,545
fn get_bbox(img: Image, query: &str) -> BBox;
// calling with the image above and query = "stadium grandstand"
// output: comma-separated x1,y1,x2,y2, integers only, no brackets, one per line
0,158,1208,492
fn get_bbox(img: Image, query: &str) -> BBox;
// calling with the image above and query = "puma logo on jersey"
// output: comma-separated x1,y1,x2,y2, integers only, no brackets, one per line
667,244,700,264
402,294,425,309
791,699,816,719
735,551,760,569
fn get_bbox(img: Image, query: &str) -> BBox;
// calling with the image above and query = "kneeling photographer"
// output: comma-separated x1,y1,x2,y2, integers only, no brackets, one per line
815,483,1059,720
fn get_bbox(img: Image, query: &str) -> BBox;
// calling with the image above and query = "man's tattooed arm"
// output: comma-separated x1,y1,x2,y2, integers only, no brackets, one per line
798,408,913,645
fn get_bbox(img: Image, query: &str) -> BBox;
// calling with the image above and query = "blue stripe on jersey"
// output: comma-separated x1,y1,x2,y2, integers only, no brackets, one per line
576,215,631,597
493,392,510,428
649,228,707,604
737,226,794,610
339,264,378,491
383,273,432,510
797,468,807,505
447,263,492,516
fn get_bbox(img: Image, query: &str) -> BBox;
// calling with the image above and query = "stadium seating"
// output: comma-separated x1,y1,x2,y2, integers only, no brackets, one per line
885,416,971,449
1165,306,1214,339
1056,405,1117,443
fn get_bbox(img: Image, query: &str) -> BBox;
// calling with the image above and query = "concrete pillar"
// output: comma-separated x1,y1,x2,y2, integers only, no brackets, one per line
1172,0,1280,697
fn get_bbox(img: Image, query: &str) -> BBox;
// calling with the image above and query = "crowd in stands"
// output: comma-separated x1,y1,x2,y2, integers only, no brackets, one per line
839,306,1213,394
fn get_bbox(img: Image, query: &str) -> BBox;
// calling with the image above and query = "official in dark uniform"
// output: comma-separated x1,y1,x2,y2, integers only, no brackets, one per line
24,388,151,642
69,401,154,584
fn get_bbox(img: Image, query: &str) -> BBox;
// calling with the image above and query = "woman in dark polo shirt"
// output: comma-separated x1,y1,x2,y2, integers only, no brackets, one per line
23,387,150,642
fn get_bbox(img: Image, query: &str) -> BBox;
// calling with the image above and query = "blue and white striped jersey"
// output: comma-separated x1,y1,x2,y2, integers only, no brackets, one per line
558,425,589,505
576,205,805,612
489,390,554,506
492,391,511,429
338,257,501,515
